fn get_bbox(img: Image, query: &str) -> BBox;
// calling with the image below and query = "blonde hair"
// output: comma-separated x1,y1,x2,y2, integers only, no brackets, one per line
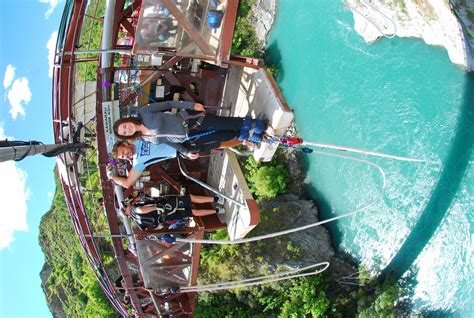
112,140,132,159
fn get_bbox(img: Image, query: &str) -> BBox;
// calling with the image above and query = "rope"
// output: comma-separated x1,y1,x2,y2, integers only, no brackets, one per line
173,151,386,245
183,129,218,142
185,263,326,290
15,141,34,161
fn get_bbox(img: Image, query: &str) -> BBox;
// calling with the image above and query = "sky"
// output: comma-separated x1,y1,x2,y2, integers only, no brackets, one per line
0,0,65,317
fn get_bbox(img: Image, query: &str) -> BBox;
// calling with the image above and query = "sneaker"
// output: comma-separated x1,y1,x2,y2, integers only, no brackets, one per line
215,203,226,215
243,140,257,151
265,121,275,135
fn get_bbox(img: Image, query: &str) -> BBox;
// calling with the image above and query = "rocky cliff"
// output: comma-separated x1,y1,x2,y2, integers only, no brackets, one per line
347,0,474,71
259,193,356,281
40,262,66,318
264,150,357,282
252,0,474,70
252,0,277,46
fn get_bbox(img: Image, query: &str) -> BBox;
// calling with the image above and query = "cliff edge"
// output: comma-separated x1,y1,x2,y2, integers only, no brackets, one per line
347,0,474,71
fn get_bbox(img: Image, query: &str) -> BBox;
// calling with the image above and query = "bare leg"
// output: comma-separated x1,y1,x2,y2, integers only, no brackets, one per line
191,209,216,217
219,140,243,148
135,205,157,214
190,194,214,204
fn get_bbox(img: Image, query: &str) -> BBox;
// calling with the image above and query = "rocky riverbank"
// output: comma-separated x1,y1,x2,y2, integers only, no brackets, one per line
253,0,474,71
266,150,357,282
252,0,277,46
347,0,474,71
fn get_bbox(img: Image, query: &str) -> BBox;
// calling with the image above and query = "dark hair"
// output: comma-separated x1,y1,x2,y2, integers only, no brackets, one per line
115,275,124,288
113,117,143,140
112,140,132,159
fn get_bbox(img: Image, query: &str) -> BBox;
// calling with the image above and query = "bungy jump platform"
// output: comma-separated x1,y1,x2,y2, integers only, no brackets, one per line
85,63,295,312
61,65,294,240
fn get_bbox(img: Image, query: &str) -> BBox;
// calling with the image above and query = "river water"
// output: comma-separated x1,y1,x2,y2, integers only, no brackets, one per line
267,0,474,314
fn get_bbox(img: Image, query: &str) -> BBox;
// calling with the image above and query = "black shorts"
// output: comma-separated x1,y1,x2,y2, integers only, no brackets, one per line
184,113,242,152
163,194,193,221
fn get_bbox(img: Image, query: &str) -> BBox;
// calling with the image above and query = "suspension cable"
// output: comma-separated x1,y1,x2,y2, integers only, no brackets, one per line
183,262,330,293
181,262,329,292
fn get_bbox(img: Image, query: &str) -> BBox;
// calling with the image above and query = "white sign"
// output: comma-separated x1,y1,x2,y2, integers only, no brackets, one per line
102,100,120,153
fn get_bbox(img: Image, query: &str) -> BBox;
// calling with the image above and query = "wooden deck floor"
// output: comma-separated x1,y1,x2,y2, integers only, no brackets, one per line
206,65,294,240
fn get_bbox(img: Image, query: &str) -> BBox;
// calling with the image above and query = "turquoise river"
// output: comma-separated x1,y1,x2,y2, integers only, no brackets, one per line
267,0,474,315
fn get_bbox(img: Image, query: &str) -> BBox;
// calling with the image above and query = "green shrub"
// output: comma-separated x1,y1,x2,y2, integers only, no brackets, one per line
266,65,279,78
231,0,264,58
196,276,330,318
244,157,288,199
232,16,264,58
356,277,402,318
467,10,474,24
252,164,287,198
279,277,330,318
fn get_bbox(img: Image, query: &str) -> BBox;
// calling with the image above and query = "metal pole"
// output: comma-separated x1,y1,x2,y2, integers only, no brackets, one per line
149,291,164,316
0,144,59,162
114,184,138,251
101,0,116,69
64,49,133,55
177,157,246,208
83,233,132,238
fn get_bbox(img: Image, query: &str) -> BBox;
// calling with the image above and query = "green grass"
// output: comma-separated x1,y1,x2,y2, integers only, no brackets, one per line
75,0,105,83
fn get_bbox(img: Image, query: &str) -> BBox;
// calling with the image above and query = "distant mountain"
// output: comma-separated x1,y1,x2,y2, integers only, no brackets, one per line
38,168,116,317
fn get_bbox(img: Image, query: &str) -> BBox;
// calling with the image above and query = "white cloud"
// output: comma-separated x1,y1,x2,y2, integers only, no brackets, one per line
0,128,30,250
6,77,32,120
0,126,7,139
47,31,58,78
39,0,60,19
3,65,15,89
48,191,53,199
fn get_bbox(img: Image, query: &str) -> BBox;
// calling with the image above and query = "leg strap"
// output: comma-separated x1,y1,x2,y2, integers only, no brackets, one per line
238,117,252,141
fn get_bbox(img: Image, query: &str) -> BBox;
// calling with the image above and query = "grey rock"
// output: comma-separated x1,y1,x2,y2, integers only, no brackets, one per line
259,192,356,281
40,263,66,318
252,0,277,46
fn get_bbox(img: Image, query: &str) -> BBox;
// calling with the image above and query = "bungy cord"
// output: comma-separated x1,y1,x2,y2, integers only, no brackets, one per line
168,129,428,292
177,156,247,208
174,151,387,246
302,141,425,163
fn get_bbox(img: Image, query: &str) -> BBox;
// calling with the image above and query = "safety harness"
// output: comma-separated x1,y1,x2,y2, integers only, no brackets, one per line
237,117,266,142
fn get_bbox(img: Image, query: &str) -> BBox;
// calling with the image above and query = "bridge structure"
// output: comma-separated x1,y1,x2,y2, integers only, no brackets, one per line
51,0,293,316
